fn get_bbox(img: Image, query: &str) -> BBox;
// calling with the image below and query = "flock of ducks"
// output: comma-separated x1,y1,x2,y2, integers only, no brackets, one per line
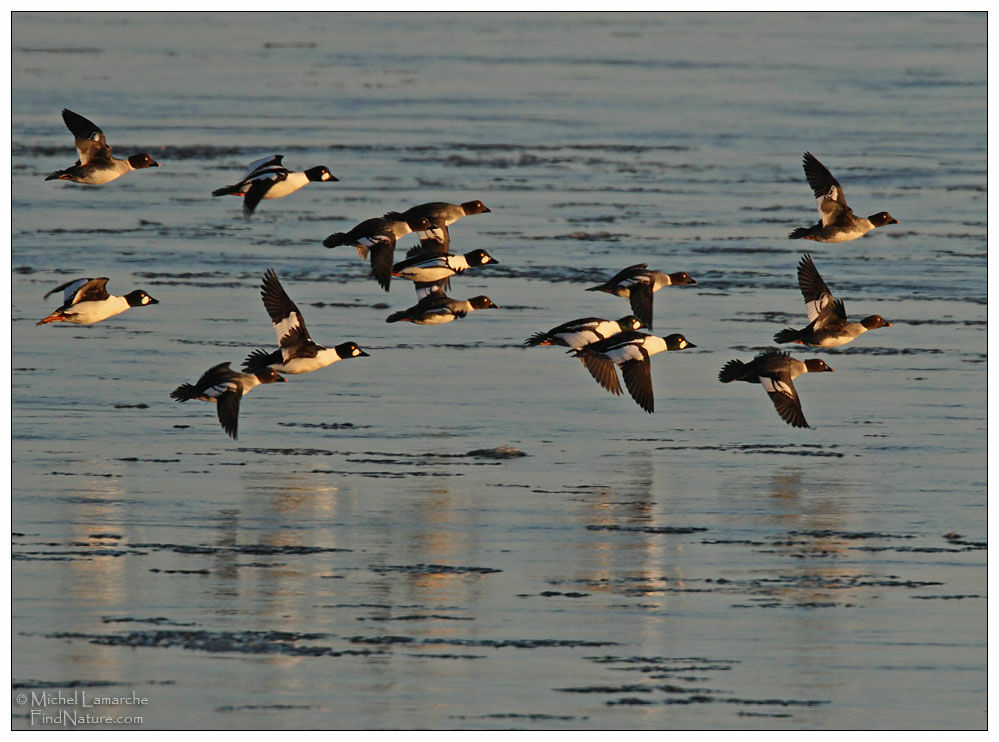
36,108,900,436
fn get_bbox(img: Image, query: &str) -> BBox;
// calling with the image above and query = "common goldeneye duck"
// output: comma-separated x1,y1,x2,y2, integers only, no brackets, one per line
384,200,491,254
524,315,644,349
789,152,899,242
774,254,892,347
212,155,338,218
718,349,834,429
386,287,498,324
391,248,498,283
242,269,370,375
585,263,697,330
170,362,285,440
45,109,160,185
573,330,695,413
323,215,433,291
36,276,158,325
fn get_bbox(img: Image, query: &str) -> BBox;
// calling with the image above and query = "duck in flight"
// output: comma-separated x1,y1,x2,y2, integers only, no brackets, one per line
212,155,337,218
788,151,898,242
45,109,159,184
37,277,158,325
573,330,696,414
170,362,285,440
774,254,892,347
718,349,834,429
243,269,369,375
585,263,696,330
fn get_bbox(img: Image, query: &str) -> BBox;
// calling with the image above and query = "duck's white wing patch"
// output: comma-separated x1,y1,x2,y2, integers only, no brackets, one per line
805,296,827,323
260,270,309,343
274,312,308,345
760,376,794,398
590,320,618,339
760,374,807,428
245,154,283,178
817,194,847,227
358,233,394,249
607,342,645,365
75,138,103,165
63,277,95,304
415,283,446,300
417,225,450,253
205,380,239,400
621,274,650,289
561,329,599,349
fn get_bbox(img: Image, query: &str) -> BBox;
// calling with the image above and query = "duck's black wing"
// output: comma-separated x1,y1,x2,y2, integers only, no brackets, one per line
620,351,654,414
216,387,243,439
627,283,655,330
62,109,108,164
260,269,315,359
574,343,624,397
796,253,838,322
45,276,109,306
759,371,808,428
802,152,850,226
242,177,275,216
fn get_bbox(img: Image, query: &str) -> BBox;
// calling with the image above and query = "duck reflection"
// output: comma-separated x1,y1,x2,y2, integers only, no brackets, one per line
571,449,689,608
756,466,866,606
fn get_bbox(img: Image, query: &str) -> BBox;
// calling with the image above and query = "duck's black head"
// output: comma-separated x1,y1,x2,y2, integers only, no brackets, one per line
125,290,158,307
128,153,160,169
306,166,338,183
805,358,834,373
869,211,898,227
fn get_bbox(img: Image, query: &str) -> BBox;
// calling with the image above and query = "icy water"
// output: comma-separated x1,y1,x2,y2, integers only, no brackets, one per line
11,12,986,731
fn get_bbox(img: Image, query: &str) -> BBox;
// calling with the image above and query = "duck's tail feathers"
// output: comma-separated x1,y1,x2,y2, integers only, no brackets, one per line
323,232,348,248
212,184,242,197
36,312,65,325
788,227,810,240
523,332,551,347
718,359,746,384
773,327,802,344
170,383,198,402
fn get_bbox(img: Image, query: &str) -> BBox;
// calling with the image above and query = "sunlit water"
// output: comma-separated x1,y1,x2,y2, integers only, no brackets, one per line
12,12,986,730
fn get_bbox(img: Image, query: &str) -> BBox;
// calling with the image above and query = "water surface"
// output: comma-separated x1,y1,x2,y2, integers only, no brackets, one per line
11,11,986,731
